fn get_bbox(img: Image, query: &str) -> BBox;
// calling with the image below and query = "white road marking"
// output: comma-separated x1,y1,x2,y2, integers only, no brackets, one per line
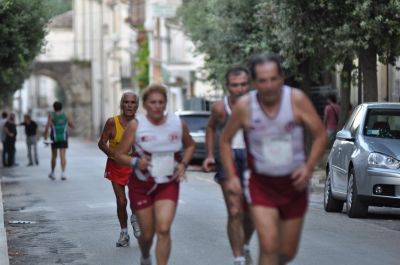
86,202,115,209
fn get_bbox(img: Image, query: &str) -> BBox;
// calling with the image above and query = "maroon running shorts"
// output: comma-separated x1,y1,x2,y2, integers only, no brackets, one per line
245,172,308,220
128,174,180,211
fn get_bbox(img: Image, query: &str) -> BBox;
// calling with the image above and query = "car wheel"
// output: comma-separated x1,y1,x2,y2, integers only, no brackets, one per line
324,167,344,212
346,168,368,218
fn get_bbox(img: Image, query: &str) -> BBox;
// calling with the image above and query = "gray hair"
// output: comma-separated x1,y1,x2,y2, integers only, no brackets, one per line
119,90,138,110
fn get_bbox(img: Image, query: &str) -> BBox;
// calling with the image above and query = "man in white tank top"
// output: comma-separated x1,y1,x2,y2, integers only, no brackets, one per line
203,66,254,265
220,54,327,265
115,84,195,265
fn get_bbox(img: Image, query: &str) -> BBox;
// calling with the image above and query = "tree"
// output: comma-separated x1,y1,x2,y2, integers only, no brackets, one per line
0,0,72,107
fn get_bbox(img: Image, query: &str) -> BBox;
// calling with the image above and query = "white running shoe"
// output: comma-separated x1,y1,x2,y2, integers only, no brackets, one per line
234,257,246,265
131,213,141,238
244,249,253,265
140,256,152,265
48,172,55,180
116,231,130,247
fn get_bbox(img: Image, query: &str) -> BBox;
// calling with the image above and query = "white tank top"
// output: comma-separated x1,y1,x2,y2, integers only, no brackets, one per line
245,86,305,176
224,96,246,149
133,113,183,183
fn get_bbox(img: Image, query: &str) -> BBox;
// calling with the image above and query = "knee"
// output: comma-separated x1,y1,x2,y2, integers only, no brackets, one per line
116,196,127,209
280,245,298,263
156,224,171,238
258,231,280,255
228,205,242,220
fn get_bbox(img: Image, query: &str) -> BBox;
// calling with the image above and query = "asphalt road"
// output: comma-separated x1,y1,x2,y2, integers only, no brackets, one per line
2,139,400,265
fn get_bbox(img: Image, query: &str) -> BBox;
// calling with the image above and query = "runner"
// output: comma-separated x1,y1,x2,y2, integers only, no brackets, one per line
44,101,74,180
115,84,195,265
203,66,254,265
98,91,141,247
220,53,327,265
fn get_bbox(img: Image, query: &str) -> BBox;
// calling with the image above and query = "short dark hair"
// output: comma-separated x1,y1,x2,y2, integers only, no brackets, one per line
249,53,283,80
225,65,250,85
1,111,7,119
53,101,63,111
327,93,337,103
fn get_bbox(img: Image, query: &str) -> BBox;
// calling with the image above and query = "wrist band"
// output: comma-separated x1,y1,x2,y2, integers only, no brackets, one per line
131,157,139,169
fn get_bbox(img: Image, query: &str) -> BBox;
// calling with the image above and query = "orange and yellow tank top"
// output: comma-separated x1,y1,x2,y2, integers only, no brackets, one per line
108,116,125,156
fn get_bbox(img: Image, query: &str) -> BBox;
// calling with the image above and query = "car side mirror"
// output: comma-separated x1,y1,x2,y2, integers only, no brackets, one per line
336,130,355,142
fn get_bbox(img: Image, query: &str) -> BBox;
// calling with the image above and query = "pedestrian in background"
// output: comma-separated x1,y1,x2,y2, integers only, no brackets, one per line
3,113,17,167
44,101,74,180
20,114,39,166
0,111,8,167
323,94,341,147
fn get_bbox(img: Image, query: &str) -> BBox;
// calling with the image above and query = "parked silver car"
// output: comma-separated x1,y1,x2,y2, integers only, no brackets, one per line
324,103,400,218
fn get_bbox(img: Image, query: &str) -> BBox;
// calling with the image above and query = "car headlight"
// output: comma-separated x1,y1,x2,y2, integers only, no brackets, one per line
367,152,400,169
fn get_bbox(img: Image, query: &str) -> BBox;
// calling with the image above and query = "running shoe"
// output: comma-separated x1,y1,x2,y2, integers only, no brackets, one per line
116,231,130,247
234,257,246,265
244,249,253,265
48,172,55,180
131,213,141,238
140,256,152,265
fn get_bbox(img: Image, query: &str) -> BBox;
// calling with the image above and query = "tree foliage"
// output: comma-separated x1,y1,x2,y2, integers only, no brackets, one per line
135,37,150,90
0,0,72,107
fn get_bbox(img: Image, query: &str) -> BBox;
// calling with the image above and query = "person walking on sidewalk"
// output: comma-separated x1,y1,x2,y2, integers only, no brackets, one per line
44,101,74,180
3,113,17,167
0,111,8,167
115,84,195,265
20,114,39,166
98,91,141,247
220,53,327,265
323,93,341,147
203,66,254,265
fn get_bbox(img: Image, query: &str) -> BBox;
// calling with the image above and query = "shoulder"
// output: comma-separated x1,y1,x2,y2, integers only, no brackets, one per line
105,117,115,127
235,93,252,110
291,88,309,106
211,100,225,116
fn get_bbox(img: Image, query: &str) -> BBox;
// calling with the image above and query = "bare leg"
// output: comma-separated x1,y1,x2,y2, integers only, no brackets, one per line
154,200,177,265
59,148,66,173
243,211,255,245
111,182,128,229
51,148,57,173
251,206,280,265
221,181,244,257
136,206,155,259
278,218,304,264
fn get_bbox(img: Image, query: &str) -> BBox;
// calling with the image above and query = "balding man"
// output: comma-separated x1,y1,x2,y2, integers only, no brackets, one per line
98,91,141,247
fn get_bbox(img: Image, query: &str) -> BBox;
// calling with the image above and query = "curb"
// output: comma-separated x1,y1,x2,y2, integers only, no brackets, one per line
0,177,10,265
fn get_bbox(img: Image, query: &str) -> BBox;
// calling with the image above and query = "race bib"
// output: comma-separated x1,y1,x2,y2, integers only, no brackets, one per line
262,134,293,166
150,152,175,181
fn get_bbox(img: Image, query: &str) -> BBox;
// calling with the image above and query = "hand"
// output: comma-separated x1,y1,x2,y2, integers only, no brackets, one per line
202,156,216,172
137,156,151,171
172,163,187,182
291,165,313,191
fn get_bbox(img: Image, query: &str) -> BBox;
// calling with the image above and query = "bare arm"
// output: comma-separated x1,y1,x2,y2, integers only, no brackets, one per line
114,120,137,167
220,96,249,181
203,102,223,171
292,89,328,190
98,118,114,158
67,113,75,129
181,121,196,165
44,114,51,140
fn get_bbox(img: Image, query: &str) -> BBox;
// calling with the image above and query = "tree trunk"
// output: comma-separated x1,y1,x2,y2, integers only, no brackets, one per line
299,58,311,96
359,45,378,102
338,59,353,128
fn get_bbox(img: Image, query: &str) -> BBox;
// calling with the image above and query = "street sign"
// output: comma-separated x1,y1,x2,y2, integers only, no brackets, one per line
152,3,179,18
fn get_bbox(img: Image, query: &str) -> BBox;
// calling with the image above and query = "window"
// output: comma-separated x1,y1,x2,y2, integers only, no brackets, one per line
363,109,400,139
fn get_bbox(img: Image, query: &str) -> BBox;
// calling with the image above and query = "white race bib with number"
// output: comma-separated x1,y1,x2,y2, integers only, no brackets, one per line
150,152,175,182
262,134,293,166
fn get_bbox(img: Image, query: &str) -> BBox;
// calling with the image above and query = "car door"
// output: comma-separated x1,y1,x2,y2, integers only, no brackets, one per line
336,107,363,192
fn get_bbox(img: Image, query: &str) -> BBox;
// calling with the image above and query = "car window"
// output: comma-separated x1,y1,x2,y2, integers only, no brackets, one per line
179,115,209,132
364,109,400,139
349,106,363,136
344,106,361,131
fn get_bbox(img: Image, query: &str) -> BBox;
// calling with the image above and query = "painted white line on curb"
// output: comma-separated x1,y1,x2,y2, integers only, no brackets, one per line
0,177,10,265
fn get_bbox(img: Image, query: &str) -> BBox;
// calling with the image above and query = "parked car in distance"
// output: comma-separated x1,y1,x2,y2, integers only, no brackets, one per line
324,103,400,218
177,111,210,162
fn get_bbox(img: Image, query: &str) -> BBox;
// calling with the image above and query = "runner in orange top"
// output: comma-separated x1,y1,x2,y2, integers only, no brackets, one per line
98,91,141,247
